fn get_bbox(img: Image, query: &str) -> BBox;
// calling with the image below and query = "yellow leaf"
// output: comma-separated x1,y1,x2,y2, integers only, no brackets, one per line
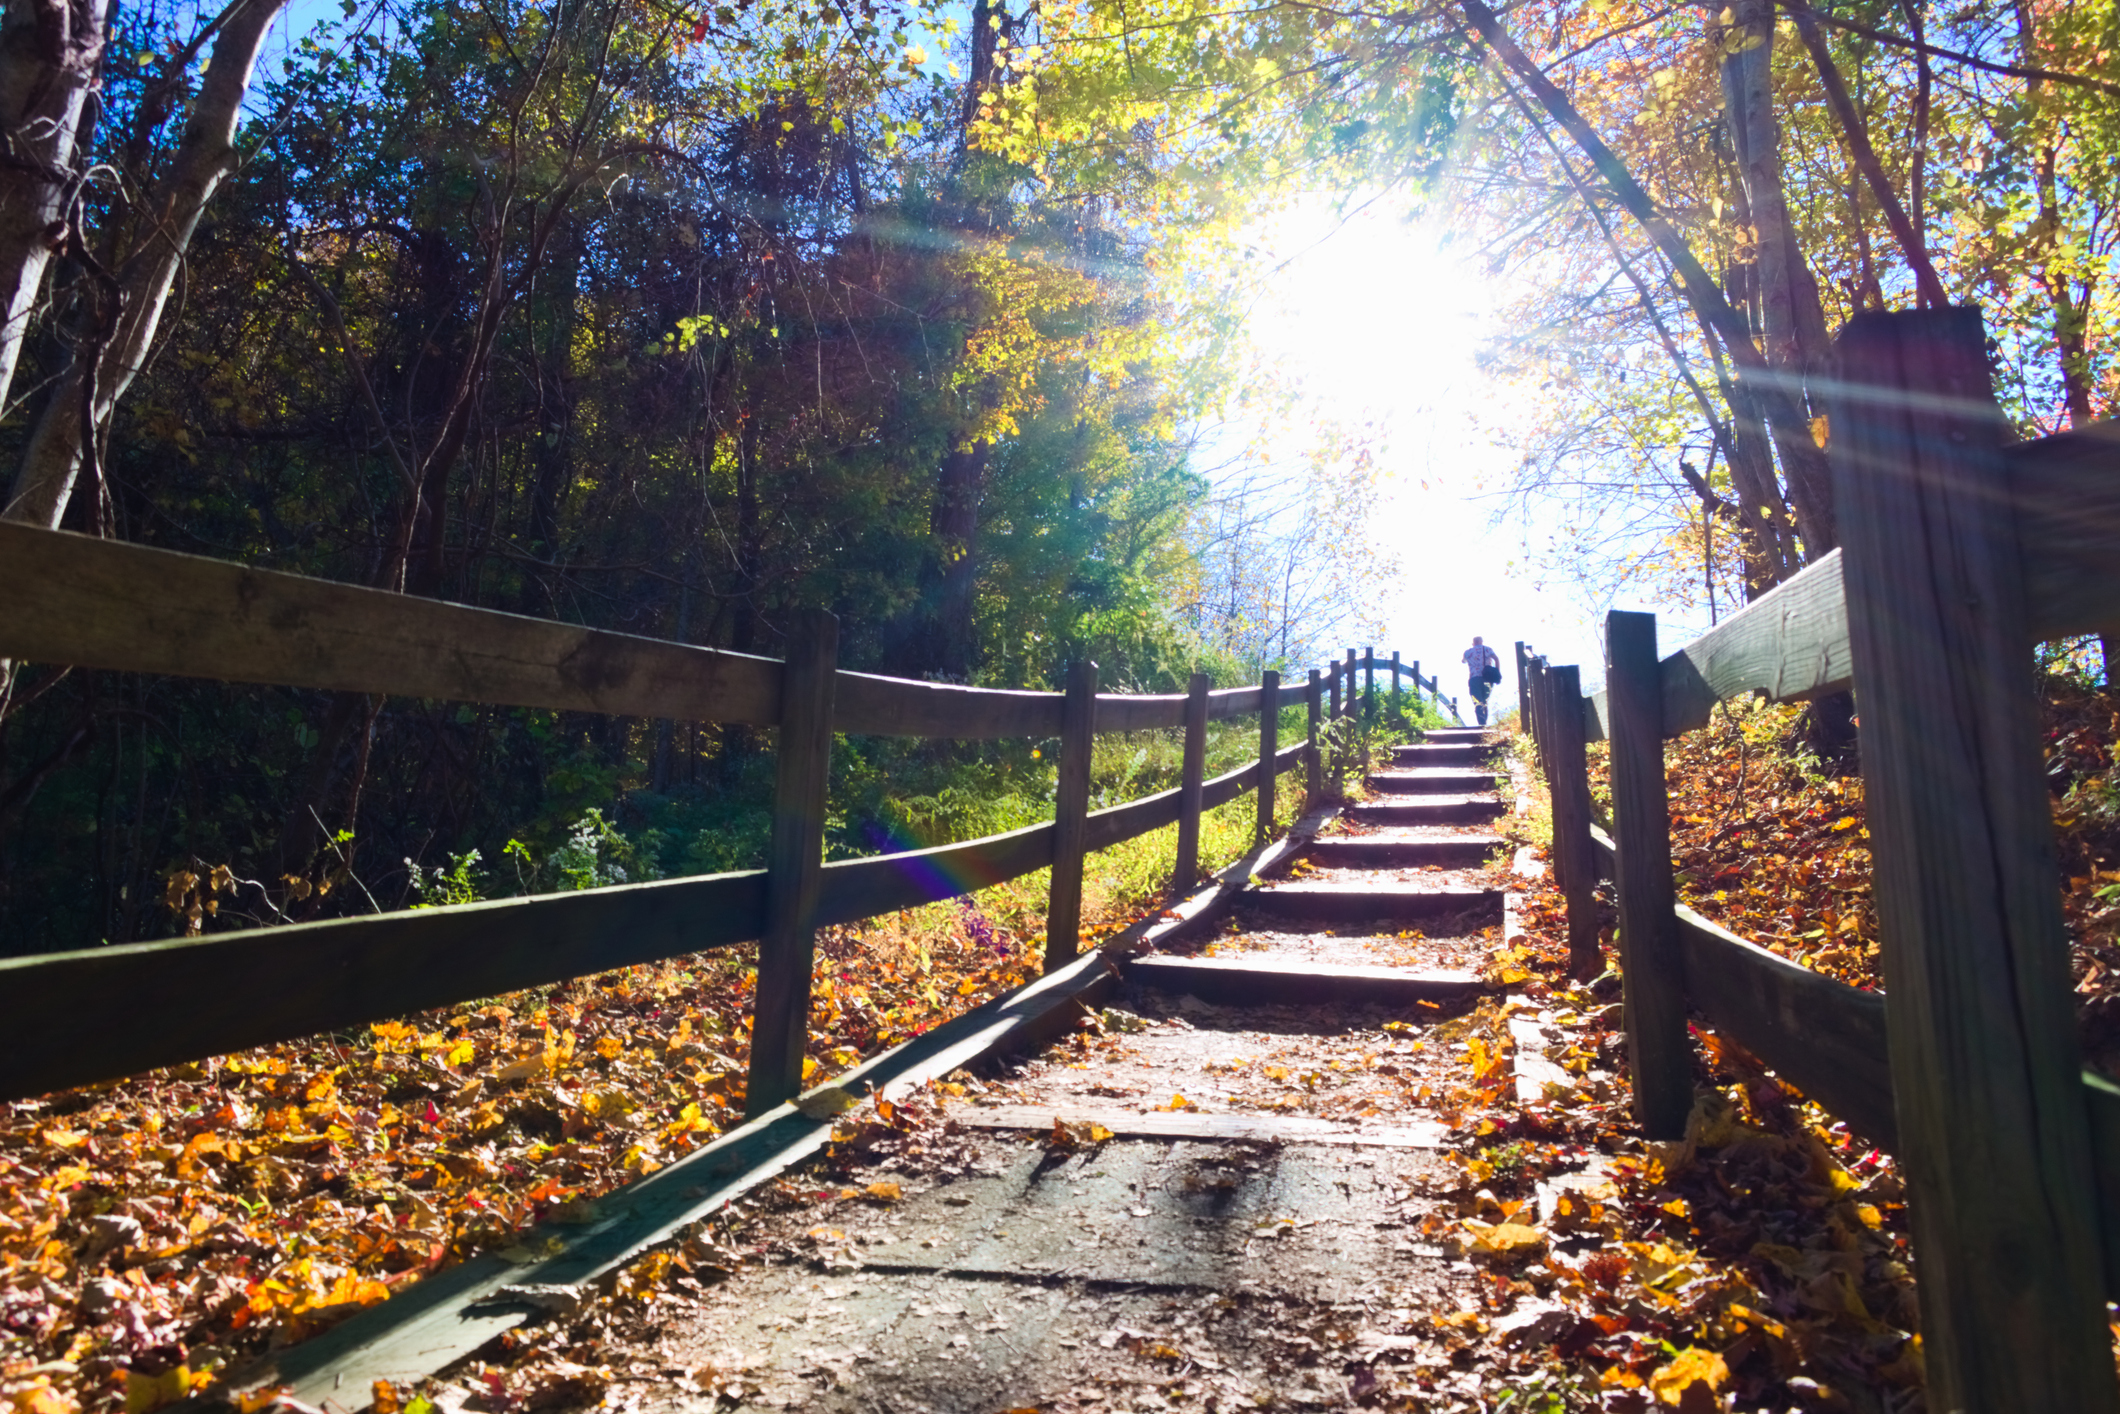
1462,1219,1545,1262
595,1036,624,1060
444,1039,476,1067
866,1181,903,1201
793,1086,861,1119
1089,1123,1114,1142
13,1377,78,1414
371,1382,402,1414
493,1049,548,1082
124,1368,192,1414
1648,1348,1729,1406
42,1129,88,1148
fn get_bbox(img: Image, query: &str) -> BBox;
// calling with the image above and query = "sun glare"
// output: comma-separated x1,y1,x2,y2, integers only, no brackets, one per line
1231,197,1612,707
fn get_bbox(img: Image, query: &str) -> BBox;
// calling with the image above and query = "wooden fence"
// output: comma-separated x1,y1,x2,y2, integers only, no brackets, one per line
1518,308,2120,1412
0,523,1423,1116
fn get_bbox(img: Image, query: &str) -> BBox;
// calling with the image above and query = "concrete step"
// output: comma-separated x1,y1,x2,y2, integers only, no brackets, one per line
1391,742,1497,767
1243,879,1504,923
1367,769,1498,795
1420,729,1491,744
1125,953,1484,1007
1306,834,1503,868
1348,796,1508,827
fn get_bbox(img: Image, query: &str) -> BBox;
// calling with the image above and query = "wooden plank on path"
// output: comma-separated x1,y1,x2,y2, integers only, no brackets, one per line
1365,770,1498,794
1244,880,1502,922
1305,836,1501,868
1125,954,1481,1006
951,1106,1447,1148
1347,797,1507,827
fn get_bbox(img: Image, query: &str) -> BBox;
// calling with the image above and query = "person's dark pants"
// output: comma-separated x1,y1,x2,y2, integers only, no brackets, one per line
1469,677,1493,726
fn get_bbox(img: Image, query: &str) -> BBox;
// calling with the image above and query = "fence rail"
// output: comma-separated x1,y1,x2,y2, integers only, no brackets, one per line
1522,309,2120,1411
0,525,1412,1110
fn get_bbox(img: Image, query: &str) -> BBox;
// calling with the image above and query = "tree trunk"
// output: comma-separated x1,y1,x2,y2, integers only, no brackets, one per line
1461,0,1837,574
4,0,288,529
929,438,987,679
0,0,108,436
1789,6,1949,308
1715,0,1837,555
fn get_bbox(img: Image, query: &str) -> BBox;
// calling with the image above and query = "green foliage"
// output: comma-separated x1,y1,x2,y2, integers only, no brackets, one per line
0,0,1381,954
408,849,485,908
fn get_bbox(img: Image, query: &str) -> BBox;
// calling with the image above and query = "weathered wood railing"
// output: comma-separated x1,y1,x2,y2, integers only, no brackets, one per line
0,522,1419,1116
1519,309,2120,1411
1332,648,1464,725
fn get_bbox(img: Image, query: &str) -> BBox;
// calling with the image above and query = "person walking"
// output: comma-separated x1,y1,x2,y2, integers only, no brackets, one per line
1463,636,1502,727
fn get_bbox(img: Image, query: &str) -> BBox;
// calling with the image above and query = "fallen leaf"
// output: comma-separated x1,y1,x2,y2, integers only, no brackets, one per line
1648,1348,1729,1407
794,1087,862,1119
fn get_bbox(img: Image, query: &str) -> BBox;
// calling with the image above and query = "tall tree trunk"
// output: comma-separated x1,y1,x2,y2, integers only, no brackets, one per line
729,404,762,656
2037,143,2097,428
928,438,987,679
1461,0,1837,576
4,0,288,529
2014,2,2099,428
0,0,107,433
1789,6,1949,308
1715,0,1838,554
521,231,582,613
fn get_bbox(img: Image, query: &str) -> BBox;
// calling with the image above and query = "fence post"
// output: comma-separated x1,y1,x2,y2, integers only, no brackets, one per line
1174,671,1208,895
1527,656,1549,777
1364,646,1375,718
1343,649,1356,719
1604,609,1690,1139
1832,307,2118,1412
1390,651,1402,719
1305,668,1322,801
1410,660,1420,710
1045,658,1099,971
1546,663,1601,979
745,608,839,1117
1515,641,1532,738
1255,670,1279,846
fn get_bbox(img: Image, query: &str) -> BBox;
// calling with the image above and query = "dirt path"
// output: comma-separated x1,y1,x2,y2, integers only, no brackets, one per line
491,733,1606,1414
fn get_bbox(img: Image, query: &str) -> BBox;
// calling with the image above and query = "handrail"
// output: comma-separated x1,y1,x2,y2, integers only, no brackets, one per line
0,521,792,724
0,740,1315,1103
1577,419,2120,745
0,523,1356,743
